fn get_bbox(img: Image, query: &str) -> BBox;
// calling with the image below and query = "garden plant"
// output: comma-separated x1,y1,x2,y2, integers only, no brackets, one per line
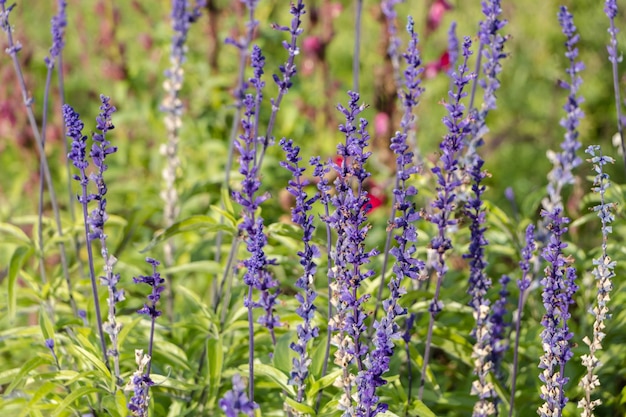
0,0,625,416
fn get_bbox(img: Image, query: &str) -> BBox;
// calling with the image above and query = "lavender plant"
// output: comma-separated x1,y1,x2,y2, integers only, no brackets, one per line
65,102,109,364
2,1,626,417
279,138,320,404
578,145,617,417
603,0,626,169
160,0,203,321
326,91,378,414
127,257,165,416
419,36,475,400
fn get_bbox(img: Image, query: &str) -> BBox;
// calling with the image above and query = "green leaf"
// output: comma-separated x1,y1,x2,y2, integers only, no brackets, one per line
8,246,32,322
150,373,198,391
19,381,57,417
273,332,294,375
141,215,236,252
307,369,342,398
242,363,295,396
39,307,55,342
284,396,316,415
0,222,33,246
205,336,224,408
51,386,100,416
162,260,222,276
409,399,437,417
4,356,47,395
68,344,112,383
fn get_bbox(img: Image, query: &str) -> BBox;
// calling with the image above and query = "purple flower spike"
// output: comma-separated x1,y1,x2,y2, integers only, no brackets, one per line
420,37,475,401
546,6,584,209
538,208,578,417
45,0,67,68
134,258,165,320
279,138,320,403
326,92,379,414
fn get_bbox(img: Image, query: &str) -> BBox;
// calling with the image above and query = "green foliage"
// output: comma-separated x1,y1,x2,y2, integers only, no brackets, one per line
1,0,625,416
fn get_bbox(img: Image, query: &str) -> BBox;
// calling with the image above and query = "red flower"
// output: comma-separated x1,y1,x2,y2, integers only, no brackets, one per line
425,51,451,79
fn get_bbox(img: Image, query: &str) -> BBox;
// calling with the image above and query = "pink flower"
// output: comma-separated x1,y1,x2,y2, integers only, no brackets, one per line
374,112,390,138
427,0,453,33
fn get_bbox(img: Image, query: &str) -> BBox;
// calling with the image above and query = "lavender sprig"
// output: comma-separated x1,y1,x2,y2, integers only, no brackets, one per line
64,103,109,366
215,0,261,310
327,91,378,414
465,156,495,417
419,36,475,400
230,44,279,405
134,257,165,358
467,0,507,157
546,6,584,211
578,146,617,417
538,209,578,417
603,0,626,170
89,95,124,383
359,17,424,416
160,0,204,322
279,138,320,403
256,0,306,167
373,14,424,333
509,224,536,417
126,349,154,417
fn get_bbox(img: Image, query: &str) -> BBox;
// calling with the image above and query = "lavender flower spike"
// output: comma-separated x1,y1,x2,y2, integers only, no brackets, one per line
603,0,626,169
327,91,378,414
358,16,424,416
125,349,154,417
538,209,578,417
44,0,67,68
578,146,617,417
89,95,124,382
64,103,109,366
546,6,584,210
160,0,204,321
279,138,320,403
129,257,164,416
419,36,475,400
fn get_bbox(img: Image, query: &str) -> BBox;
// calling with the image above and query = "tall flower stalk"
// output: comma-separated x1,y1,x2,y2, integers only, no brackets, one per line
578,145,617,417
545,6,584,212
89,95,124,383
127,258,165,417
231,45,279,405
64,103,108,365
373,14,424,327
160,0,203,321
280,138,320,404
419,36,475,400
356,20,424,413
603,0,626,170
537,208,578,417
537,8,584,416
326,91,378,414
